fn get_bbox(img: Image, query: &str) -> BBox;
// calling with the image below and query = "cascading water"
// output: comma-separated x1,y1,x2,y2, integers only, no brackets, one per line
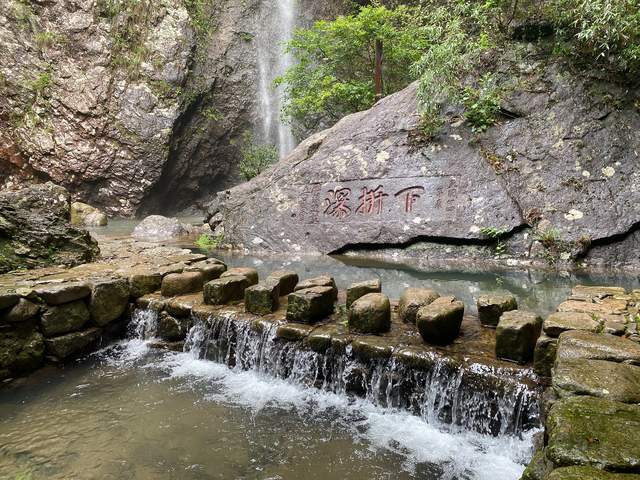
181,313,540,437
256,0,297,157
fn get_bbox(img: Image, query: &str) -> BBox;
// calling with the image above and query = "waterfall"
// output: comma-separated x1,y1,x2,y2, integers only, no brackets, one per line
256,0,297,157
127,308,159,340
182,314,541,437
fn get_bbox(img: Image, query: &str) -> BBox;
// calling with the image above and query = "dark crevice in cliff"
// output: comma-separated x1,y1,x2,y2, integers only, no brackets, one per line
577,220,640,258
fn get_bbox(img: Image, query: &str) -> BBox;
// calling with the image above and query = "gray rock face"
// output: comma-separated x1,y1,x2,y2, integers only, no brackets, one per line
132,215,193,241
0,183,99,273
215,60,640,269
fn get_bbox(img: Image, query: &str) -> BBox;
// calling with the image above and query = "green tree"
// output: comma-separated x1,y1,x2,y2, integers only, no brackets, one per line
276,4,429,133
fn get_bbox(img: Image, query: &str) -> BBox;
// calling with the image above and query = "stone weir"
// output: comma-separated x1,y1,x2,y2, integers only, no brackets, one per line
131,268,542,437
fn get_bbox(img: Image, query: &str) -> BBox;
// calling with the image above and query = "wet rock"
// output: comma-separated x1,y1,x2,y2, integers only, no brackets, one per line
221,267,259,286
348,293,391,334
2,299,39,323
276,323,314,341
158,263,187,276
520,448,553,480
41,301,90,337
534,334,558,378
265,270,299,296
416,299,464,345
89,278,130,326
286,286,335,324
70,202,108,227
346,279,381,308
398,288,440,324
245,282,279,315
294,276,338,300
545,466,640,479
351,335,393,360
129,271,162,298
161,272,204,297
556,331,640,365
0,326,44,378
157,312,190,341
185,260,226,282
305,324,345,354
546,396,640,471
132,215,193,241
394,346,443,372
543,311,603,337
203,275,250,305
557,299,628,316
44,327,101,359
603,316,627,336
165,295,199,317
553,358,640,403
0,183,99,273
571,285,627,300
33,282,91,305
477,294,518,327
0,291,20,310
136,294,166,312
496,310,543,363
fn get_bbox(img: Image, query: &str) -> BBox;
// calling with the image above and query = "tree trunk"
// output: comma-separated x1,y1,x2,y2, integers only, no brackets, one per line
374,39,383,100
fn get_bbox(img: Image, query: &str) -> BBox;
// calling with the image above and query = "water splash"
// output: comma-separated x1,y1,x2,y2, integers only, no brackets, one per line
256,0,297,157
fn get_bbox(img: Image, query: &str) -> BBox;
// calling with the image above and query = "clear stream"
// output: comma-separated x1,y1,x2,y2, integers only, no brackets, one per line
1,222,637,479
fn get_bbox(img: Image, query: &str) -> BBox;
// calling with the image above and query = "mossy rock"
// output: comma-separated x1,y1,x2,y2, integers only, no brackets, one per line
545,466,640,479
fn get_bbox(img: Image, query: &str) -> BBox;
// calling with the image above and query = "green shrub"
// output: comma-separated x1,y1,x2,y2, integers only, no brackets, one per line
480,226,509,254
461,74,502,132
195,233,223,249
238,133,278,181
29,71,52,94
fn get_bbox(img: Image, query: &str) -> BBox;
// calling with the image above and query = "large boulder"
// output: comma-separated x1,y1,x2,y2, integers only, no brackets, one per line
70,202,108,227
132,215,195,241
0,183,99,273
214,63,640,270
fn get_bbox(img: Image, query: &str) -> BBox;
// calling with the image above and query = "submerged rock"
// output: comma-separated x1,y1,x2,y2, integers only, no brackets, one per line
348,293,390,334
0,183,99,273
70,202,108,227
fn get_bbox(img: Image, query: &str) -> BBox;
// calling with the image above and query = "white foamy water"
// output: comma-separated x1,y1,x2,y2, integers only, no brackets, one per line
135,347,536,480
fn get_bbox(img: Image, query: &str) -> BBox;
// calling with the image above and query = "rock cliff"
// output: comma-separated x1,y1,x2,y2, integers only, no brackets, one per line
212,55,640,270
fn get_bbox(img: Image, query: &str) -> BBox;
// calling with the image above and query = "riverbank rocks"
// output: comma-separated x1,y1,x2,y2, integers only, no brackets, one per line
546,396,640,472
33,282,91,305
157,312,190,341
346,279,381,308
245,282,279,315
286,286,335,324
553,358,640,403
348,293,391,334
534,334,558,378
416,297,464,345
221,267,259,286
41,301,90,337
70,202,108,227
129,271,162,298
0,291,20,310
0,327,44,378
185,259,226,282
3,299,39,323
495,310,542,364
544,311,603,337
265,271,298,296
204,275,250,305
89,278,130,326
44,328,102,359
477,294,518,327
557,298,628,316
161,272,204,297
294,276,338,301
398,288,440,324
556,331,640,365
545,466,640,480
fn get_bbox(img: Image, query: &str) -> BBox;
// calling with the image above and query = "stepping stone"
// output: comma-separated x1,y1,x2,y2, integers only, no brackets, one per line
416,297,464,345
265,270,298,296
203,275,250,305
546,396,640,472
495,310,542,363
348,293,390,334
556,330,640,365
557,298,628,316
398,288,440,323
41,301,90,337
534,334,558,378
185,259,227,282
161,271,204,297
543,311,602,338
89,277,130,326
346,279,381,308
294,275,337,300
245,282,280,315
553,358,640,403
221,267,258,285
286,286,335,324
33,282,91,305
477,293,517,327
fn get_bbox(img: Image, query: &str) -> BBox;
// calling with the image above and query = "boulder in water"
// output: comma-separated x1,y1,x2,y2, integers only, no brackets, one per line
398,288,440,324
44,327,101,359
203,275,250,305
294,276,337,301
543,311,602,337
348,293,390,334
495,310,542,363
245,282,279,315
534,334,558,378
265,270,299,296
70,202,108,227
286,286,335,324
185,259,227,282
416,298,464,345
477,294,518,327
220,267,259,286
132,215,194,241
161,272,204,297
346,279,381,308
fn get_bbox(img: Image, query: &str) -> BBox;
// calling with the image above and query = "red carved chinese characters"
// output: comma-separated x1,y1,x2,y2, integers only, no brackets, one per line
394,186,425,213
356,185,388,215
322,187,352,218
